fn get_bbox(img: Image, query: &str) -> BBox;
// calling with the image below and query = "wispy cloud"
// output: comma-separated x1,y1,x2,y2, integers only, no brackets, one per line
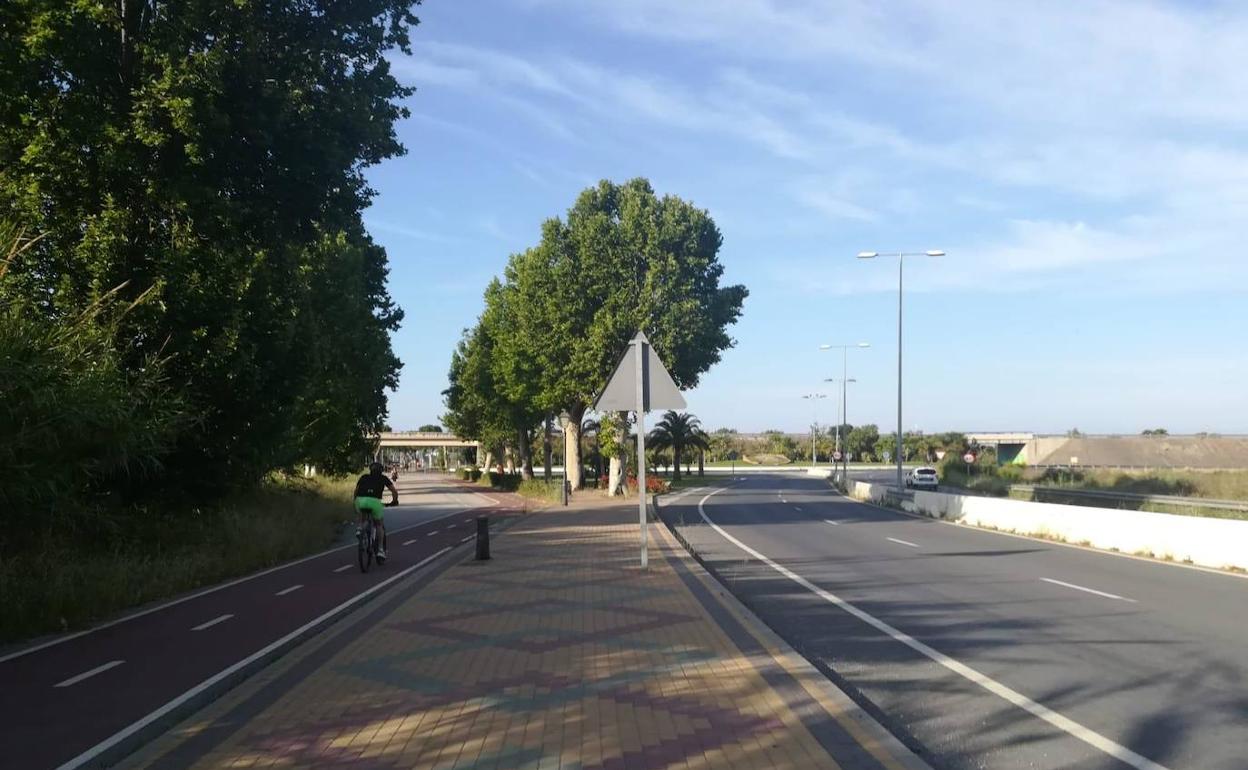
365,218,461,244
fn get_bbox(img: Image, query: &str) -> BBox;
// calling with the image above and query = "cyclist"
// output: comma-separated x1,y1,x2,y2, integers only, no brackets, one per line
354,461,398,559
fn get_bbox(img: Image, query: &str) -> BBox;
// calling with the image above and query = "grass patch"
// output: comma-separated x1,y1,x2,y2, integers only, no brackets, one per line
0,475,354,646
516,478,565,504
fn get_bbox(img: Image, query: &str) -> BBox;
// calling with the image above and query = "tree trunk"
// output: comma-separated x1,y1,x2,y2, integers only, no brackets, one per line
519,428,534,480
543,416,553,481
698,448,704,477
608,410,629,496
481,450,494,474
672,442,682,482
562,404,586,490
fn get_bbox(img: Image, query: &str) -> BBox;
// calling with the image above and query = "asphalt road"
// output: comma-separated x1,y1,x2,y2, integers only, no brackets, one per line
659,474,1248,770
0,475,509,770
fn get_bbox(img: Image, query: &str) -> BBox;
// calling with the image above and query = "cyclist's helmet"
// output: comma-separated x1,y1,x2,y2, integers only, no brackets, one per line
369,461,385,474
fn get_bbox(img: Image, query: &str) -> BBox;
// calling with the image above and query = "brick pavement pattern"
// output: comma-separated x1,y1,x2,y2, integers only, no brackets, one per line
124,493,920,770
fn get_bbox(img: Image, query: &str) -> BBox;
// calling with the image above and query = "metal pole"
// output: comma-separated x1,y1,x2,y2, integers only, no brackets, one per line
841,346,848,483
896,255,904,491
635,339,647,568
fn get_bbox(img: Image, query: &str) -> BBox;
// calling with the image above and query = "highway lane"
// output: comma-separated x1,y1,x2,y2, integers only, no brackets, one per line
660,474,1248,770
0,475,511,769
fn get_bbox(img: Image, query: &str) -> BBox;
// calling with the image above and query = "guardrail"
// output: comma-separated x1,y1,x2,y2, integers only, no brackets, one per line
1010,484,1248,512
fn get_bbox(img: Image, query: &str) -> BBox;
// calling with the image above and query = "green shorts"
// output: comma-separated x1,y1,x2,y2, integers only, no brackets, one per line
354,496,385,521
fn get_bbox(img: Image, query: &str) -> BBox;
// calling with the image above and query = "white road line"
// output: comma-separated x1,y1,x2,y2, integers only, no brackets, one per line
191,614,233,632
0,505,480,664
333,565,353,573
887,537,920,548
427,529,439,535
402,538,418,546
58,547,454,770
54,660,125,688
1041,578,1136,603
460,535,473,543
274,584,303,596
781,498,788,504
695,489,1171,770
824,519,840,526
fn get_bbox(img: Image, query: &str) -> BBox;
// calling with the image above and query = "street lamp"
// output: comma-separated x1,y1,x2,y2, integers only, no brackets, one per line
819,342,869,484
801,393,827,465
823,377,857,472
856,250,944,491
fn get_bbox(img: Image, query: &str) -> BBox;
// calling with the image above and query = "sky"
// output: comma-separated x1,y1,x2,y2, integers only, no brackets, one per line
365,0,1248,436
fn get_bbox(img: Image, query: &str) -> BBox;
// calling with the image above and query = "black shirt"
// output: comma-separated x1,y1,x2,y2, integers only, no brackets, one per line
354,472,394,500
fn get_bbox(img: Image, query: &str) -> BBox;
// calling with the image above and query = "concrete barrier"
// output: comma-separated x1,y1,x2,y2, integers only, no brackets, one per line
848,481,1248,571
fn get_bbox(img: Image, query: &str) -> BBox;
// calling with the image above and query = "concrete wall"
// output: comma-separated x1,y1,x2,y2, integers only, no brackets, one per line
849,482,1248,571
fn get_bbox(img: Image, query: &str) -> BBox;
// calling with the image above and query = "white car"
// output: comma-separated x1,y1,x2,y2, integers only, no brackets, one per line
906,466,939,490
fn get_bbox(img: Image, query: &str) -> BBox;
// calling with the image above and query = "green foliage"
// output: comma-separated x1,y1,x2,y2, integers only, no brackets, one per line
706,428,741,461
0,1,413,491
846,424,880,461
647,411,708,481
444,178,746,489
418,424,443,433
1141,428,1169,436
0,225,190,531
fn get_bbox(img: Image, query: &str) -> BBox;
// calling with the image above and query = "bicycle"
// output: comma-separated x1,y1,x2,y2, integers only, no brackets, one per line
357,501,396,573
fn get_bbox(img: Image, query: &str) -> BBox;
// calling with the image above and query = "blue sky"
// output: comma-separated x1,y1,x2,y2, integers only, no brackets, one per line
365,0,1248,435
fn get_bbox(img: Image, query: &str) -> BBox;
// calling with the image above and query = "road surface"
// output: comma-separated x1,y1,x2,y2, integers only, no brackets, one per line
660,474,1248,770
0,476,507,769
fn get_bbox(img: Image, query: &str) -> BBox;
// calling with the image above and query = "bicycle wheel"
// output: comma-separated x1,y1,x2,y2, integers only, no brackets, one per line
358,522,373,573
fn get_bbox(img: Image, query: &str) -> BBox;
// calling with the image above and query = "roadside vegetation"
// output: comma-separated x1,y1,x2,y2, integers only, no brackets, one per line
1,6,418,644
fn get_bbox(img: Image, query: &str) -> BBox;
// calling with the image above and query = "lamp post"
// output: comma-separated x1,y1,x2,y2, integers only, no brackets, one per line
823,377,857,480
801,393,826,464
856,250,943,491
820,342,869,484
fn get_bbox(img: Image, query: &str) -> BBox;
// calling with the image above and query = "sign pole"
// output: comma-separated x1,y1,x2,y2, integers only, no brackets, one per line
635,337,648,568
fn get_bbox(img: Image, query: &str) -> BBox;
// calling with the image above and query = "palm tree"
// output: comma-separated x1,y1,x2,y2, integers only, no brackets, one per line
648,411,709,482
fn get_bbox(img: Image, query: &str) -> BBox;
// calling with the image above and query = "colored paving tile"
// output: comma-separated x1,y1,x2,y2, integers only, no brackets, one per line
121,497,924,770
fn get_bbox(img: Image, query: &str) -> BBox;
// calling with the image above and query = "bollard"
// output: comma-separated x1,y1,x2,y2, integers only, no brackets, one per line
475,516,490,560
562,478,569,506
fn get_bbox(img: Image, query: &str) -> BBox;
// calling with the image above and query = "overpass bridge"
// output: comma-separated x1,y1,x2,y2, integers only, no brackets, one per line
372,431,480,450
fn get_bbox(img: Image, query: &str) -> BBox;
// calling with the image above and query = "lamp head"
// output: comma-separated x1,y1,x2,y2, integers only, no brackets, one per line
925,249,945,257
857,251,878,259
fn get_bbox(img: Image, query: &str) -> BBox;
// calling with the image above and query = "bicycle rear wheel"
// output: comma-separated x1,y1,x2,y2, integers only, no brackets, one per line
358,522,373,573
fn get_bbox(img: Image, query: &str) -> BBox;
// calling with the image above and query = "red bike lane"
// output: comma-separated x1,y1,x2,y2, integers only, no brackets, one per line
0,484,522,769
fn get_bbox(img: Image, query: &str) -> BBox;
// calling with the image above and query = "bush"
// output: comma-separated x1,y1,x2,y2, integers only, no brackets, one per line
479,471,521,491
517,478,564,503
627,475,670,494
1,240,190,541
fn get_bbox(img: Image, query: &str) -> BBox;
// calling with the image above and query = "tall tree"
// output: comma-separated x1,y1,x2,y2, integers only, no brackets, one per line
0,1,416,489
506,179,747,491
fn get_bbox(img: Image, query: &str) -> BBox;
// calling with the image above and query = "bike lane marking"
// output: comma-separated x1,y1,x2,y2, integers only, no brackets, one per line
332,565,353,573
191,615,233,632
55,661,125,688
274,585,303,597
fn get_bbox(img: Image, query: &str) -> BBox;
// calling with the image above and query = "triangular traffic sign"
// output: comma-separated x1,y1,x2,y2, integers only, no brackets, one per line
593,331,686,412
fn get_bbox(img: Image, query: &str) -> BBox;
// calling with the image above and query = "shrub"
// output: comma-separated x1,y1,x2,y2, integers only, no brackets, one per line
627,475,670,494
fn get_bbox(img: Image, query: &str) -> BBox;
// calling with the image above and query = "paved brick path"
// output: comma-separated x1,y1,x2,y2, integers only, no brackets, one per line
122,494,926,770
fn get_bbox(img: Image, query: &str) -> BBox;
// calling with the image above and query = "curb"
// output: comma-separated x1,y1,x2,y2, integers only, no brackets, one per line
650,498,934,770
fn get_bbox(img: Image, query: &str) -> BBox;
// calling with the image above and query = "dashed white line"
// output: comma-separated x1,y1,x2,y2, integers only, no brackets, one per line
55,660,125,688
887,537,920,548
460,535,473,543
427,529,438,536
1040,578,1136,603
191,614,233,632
794,506,803,511
333,565,353,573
274,584,303,596
402,538,418,546
824,519,840,526
696,488,1170,770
